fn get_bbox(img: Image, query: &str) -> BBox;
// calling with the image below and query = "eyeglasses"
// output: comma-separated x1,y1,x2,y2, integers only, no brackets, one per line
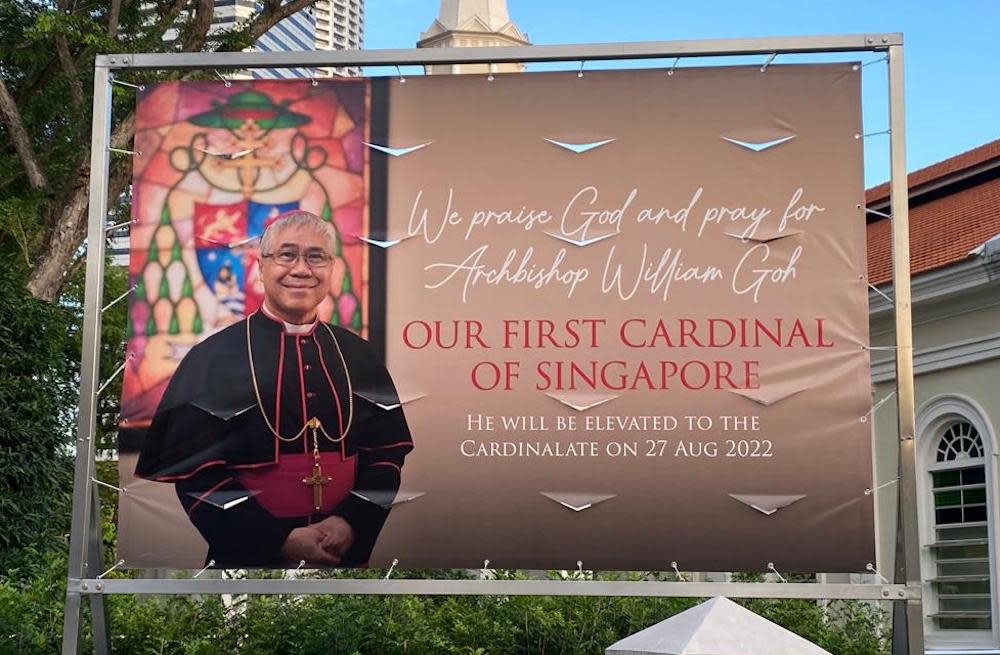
262,249,333,268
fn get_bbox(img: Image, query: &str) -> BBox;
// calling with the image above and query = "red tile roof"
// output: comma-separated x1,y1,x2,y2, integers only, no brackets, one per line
866,139,1000,204
865,139,1000,285
867,174,1000,285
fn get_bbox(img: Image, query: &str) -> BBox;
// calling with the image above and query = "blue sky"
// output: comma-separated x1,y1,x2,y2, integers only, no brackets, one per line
362,1,1000,187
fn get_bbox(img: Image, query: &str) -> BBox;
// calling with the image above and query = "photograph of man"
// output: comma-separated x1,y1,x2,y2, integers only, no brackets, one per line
135,210,413,568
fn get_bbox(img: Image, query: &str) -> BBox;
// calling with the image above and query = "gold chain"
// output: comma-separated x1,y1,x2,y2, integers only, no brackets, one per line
246,317,354,444
321,322,353,441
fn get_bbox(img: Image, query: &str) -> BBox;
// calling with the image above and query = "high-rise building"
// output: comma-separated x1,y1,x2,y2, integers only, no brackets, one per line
159,0,363,80
199,0,316,79
250,1,318,79
313,0,364,77
417,0,529,75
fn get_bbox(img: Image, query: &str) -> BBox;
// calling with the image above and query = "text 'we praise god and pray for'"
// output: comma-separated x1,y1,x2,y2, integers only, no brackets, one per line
403,185,825,303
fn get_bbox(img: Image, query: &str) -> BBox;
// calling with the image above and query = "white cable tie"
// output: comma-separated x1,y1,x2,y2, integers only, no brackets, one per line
487,63,495,82
214,70,232,87
767,562,787,583
864,279,894,305
667,57,680,76
91,477,126,494
866,562,891,584
577,60,585,78
865,207,892,219
193,560,215,578
97,559,126,579
395,66,406,84
97,352,134,396
108,147,140,156
310,77,318,87
670,561,687,582
295,559,306,572
197,233,258,249
385,558,399,579
760,53,777,72
865,477,899,496
861,390,897,424
482,559,490,572
104,219,135,233
865,345,898,351
577,560,584,574
110,78,145,91
102,284,138,313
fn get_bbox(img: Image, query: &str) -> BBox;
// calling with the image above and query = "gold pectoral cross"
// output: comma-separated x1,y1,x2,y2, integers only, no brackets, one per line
301,418,331,511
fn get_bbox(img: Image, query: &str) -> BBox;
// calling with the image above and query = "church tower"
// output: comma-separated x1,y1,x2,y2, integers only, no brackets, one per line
417,0,530,75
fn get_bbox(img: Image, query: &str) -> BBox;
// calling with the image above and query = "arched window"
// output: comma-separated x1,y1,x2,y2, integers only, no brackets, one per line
936,421,986,463
928,420,993,633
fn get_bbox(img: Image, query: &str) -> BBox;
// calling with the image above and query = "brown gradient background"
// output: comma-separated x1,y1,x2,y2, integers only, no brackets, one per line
372,64,874,572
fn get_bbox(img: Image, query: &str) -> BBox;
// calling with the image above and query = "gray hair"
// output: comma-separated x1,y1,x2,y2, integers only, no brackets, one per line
258,210,337,255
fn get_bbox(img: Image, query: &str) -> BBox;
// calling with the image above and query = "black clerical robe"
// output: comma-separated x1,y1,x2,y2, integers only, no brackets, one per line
135,310,413,567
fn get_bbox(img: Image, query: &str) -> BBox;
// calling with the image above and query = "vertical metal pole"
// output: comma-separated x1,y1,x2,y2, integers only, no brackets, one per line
87,484,110,655
886,42,925,655
61,61,113,655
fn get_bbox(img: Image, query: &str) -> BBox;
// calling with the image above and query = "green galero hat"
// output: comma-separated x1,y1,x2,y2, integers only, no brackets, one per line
189,90,310,130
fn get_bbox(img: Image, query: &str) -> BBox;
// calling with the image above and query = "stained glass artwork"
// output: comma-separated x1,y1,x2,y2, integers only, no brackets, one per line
121,80,370,427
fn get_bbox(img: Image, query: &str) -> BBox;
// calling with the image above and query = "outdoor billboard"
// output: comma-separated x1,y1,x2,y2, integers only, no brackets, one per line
118,64,874,571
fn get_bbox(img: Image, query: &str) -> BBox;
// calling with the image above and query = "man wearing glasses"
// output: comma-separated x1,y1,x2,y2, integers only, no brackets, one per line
135,211,413,568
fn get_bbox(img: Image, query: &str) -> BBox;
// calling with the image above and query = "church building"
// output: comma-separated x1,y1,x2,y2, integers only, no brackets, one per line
869,139,1000,653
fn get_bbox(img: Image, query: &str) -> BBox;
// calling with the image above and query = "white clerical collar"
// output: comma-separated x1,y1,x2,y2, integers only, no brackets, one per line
261,302,317,334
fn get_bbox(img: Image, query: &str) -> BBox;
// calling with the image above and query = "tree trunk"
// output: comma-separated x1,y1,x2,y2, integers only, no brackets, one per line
26,112,135,301
0,78,48,189
21,0,316,302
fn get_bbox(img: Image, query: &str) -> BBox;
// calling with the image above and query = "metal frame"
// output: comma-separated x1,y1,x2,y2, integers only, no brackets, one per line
74,578,917,599
887,42,924,655
62,34,921,655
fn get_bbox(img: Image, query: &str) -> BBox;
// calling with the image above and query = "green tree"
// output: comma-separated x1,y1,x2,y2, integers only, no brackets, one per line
0,263,76,567
0,0,321,302
0,565,890,655
0,232,128,568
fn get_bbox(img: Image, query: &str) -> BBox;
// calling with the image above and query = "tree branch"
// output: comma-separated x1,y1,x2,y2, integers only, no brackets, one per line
52,0,84,107
182,0,214,52
245,0,317,41
25,0,321,302
107,0,122,38
13,59,60,106
0,78,48,189
108,108,136,151
55,35,84,107
63,248,87,282
147,0,192,45
25,111,135,301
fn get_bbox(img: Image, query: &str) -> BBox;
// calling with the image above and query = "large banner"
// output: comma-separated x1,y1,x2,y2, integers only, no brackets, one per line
119,64,873,572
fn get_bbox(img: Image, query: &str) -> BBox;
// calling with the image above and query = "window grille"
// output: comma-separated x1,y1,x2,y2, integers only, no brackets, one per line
929,421,992,631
